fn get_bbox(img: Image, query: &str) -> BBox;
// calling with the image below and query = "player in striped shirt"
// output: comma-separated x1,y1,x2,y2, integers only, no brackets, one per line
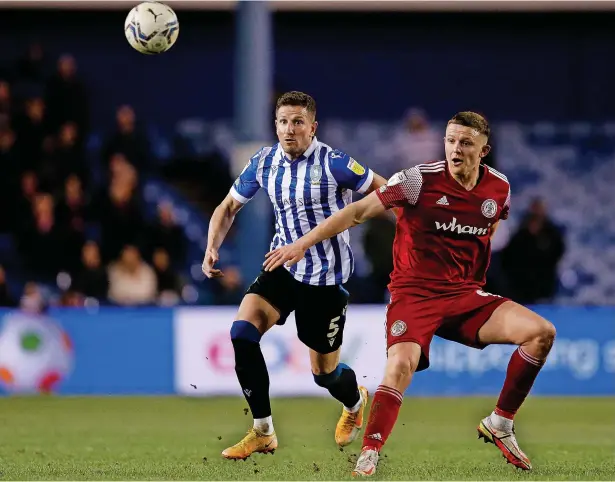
265,112,557,476
202,91,388,459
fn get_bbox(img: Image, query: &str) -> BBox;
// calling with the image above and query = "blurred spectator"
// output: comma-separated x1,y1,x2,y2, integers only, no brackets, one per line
57,289,84,307
102,105,151,171
19,282,46,313
0,265,18,308
391,107,442,169
0,128,20,230
12,171,39,234
56,174,91,231
0,126,17,160
13,96,48,172
19,193,68,278
0,80,12,129
362,216,396,303
483,217,511,296
107,152,139,187
107,245,157,305
98,165,144,262
152,247,183,306
0,128,18,182
0,49,198,307
14,42,47,86
501,198,566,304
53,176,88,273
73,241,108,301
147,202,185,264
44,54,89,136
50,121,87,187
210,265,243,305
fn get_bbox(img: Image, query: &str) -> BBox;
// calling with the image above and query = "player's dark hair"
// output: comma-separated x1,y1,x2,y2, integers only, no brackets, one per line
276,91,316,119
448,111,490,138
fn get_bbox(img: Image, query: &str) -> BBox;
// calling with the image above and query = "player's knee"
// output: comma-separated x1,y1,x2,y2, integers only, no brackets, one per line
386,342,421,378
537,320,556,347
230,320,262,344
312,363,345,387
387,354,416,381
523,319,556,353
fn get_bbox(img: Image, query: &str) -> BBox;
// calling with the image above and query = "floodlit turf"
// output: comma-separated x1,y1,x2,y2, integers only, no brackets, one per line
0,396,613,480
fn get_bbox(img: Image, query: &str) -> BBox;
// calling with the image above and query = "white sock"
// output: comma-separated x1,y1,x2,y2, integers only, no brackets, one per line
490,411,513,432
253,416,274,435
344,390,363,413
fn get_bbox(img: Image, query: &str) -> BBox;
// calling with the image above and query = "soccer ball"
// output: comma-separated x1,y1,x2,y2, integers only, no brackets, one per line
124,1,179,55
0,312,73,394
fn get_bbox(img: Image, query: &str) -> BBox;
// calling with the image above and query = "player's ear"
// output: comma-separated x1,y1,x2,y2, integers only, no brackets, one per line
480,143,491,158
311,120,318,137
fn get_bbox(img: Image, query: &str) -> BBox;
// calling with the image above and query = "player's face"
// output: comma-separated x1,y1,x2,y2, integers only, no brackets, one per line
275,105,317,160
444,123,490,177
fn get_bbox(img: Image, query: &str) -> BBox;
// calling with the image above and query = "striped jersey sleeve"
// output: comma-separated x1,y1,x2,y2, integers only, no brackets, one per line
327,149,374,194
229,148,266,204
375,166,423,208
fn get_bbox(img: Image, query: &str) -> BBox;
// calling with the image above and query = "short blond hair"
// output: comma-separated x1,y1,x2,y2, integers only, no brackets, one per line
447,111,490,138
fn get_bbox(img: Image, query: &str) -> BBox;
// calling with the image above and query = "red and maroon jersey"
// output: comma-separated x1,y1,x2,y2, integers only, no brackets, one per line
375,160,510,295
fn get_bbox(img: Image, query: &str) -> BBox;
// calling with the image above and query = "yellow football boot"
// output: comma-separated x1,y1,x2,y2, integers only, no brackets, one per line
221,428,277,460
335,385,369,447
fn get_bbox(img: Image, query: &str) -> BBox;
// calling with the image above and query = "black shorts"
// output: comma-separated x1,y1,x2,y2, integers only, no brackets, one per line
246,267,350,354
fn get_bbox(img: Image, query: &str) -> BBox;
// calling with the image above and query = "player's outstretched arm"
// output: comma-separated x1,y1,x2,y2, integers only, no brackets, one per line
202,194,244,278
263,191,387,271
364,173,388,194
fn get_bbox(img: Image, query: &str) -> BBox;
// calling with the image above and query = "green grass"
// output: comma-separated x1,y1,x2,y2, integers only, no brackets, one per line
0,396,614,480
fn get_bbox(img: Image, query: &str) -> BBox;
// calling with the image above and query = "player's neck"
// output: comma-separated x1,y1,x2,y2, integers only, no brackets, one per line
451,165,481,191
283,147,308,161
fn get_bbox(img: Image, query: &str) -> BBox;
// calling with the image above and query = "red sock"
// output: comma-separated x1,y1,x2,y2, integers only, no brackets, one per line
496,346,544,419
362,385,403,452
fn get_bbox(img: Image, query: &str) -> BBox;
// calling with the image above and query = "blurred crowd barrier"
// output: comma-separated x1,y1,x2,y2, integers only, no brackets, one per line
0,305,613,397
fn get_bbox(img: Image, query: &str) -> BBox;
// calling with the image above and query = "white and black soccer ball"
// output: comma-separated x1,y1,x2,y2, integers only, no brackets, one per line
124,2,179,55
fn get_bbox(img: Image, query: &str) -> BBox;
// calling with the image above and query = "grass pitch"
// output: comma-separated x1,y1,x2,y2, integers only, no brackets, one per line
0,396,613,480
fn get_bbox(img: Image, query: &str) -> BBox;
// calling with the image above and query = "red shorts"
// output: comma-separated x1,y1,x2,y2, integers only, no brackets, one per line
385,288,509,371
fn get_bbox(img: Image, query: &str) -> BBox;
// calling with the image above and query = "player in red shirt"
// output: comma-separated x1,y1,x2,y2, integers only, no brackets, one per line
263,112,556,476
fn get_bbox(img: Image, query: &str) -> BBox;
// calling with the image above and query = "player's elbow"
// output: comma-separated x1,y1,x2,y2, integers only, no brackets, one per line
351,195,381,226
351,205,368,227
212,203,230,222
352,215,367,227
219,195,243,218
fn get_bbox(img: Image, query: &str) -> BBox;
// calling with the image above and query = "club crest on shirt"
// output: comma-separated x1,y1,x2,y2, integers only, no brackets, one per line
390,320,407,336
481,199,498,219
308,165,322,185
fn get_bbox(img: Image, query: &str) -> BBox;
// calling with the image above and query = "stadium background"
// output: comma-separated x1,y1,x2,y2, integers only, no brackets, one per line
0,1,613,480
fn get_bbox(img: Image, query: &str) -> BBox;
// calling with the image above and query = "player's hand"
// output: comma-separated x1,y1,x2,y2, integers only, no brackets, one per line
263,242,307,272
202,248,224,278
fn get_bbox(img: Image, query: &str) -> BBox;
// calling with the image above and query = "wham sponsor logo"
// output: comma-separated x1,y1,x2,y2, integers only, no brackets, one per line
435,217,489,236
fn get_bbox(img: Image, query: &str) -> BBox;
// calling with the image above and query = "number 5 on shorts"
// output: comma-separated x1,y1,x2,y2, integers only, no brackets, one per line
328,316,340,340
326,303,346,348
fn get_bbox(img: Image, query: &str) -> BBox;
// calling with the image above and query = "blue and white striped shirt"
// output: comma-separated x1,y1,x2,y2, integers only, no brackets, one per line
230,137,374,286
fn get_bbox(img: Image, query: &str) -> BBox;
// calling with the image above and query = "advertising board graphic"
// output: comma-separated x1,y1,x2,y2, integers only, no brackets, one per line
174,305,615,397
